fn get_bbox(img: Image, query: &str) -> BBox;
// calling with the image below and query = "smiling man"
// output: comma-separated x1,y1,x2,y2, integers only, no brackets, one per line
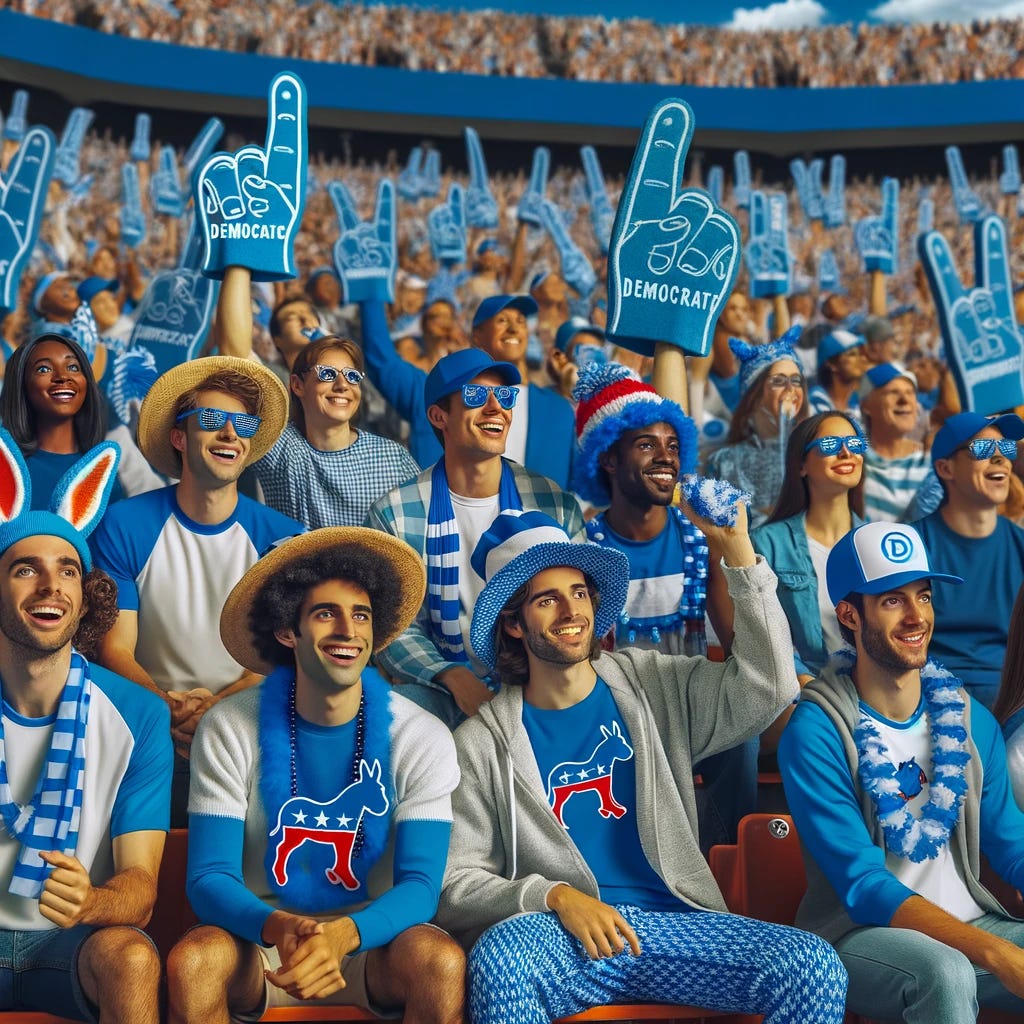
166,528,463,1024
913,412,1024,709
366,348,584,729
436,509,847,1024
779,521,1024,1023
90,357,304,823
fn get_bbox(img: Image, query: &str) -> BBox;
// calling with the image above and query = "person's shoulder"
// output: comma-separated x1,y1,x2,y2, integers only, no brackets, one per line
389,688,457,758
95,485,175,529
232,493,305,536
88,661,170,731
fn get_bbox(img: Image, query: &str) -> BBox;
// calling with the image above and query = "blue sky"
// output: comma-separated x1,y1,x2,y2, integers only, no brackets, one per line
375,0,1024,27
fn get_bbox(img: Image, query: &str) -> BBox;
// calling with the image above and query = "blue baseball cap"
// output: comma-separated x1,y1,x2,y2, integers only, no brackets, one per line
554,317,604,354
77,276,119,304
826,522,963,606
818,328,864,365
859,362,917,401
476,238,505,257
423,349,521,409
931,411,1024,464
472,294,538,330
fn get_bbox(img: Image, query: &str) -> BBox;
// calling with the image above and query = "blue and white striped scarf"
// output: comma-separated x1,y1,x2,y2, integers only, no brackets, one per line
426,458,521,662
0,652,91,898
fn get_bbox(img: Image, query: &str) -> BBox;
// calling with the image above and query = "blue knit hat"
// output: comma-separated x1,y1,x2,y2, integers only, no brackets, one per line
728,325,804,397
571,363,697,506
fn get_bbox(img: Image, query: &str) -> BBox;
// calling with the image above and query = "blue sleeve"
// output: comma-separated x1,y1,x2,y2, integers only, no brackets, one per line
234,497,305,550
109,684,172,836
778,700,916,926
974,701,1024,894
90,494,171,611
187,814,274,946
359,300,427,426
349,819,450,953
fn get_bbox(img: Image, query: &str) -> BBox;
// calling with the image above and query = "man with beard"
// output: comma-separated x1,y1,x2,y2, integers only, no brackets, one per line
0,434,171,1023
779,521,1024,1023
436,508,847,1024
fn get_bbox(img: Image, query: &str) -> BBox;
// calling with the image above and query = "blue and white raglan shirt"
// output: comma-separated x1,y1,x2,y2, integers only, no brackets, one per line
586,509,709,657
186,681,459,952
90,486,304,694
0,664,171,931
522,679,682,912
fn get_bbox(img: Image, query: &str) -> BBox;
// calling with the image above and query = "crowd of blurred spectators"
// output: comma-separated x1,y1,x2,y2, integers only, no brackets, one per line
10,0,1024,87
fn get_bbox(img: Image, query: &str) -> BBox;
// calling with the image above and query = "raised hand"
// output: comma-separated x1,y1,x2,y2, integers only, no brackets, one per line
428,183,466,266
0,127,56,311
3,90,29,143
854,177,899,274
818,249,840,293
580,145,614,254
463,127,498,229
946,145,986,225
331,178,397,303
183,117,224,185
824,154,846,228
706,165,723,206
733,150,751,209
120,163,147,250
517,146,549,227
130,113,151,163
745,190,790,298
607,98,741,358
1001,145,1021,197
919,215,1024,413
151,145,185,218
53,108,94,189
195,72,306,281
541,198,595,298
422,149,441,198
398,146,424,201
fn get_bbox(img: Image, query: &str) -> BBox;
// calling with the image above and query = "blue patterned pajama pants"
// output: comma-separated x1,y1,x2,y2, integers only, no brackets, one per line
468,906,848,1024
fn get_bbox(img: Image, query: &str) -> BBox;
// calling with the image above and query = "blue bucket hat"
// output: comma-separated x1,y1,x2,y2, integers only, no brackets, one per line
469,510,629,670
423,349,521,409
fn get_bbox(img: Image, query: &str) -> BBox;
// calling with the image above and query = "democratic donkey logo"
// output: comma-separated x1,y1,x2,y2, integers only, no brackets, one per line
895,757,927,802
546,722,633,829
269,758,388,890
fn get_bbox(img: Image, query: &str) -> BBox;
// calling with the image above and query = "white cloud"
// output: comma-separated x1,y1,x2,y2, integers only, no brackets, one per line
726,0,827,31
870,0,1024,22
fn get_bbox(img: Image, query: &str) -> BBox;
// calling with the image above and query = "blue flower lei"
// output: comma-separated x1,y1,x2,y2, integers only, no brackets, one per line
838,648,971,863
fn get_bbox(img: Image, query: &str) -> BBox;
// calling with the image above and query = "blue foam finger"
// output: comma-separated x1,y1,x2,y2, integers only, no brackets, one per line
3,90,28,143
580,145,614,255
333,178,397,304
854,177,899,275
398,146,423,201
131,113,151,163
1001,145,1021,197
679,475,751,528
463,127,499,229
733,150,751,209
183,117,224,184
825,154,846,228
54,108,94,188
607,98,741,358
707,165,723,207
541,198,595,298
517,146,549,227
428,183,466,265
152,145,185,218
328,180,359,231
917,196,934,236
945,145,985,225
747,191,790,299
194,72,307,282
808,159,825,221
0,126,56,312
422,150,441,198
120,163,146,250
818,249,840,293
790,159,811,221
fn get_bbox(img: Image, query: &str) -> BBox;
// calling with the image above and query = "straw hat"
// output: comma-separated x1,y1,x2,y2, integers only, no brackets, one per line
136,356,289,478
220,527,426,674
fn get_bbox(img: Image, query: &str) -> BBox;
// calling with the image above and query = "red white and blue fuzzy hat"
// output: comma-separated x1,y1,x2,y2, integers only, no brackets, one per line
0,429,120,572
728,325,804,397
571,362,697,506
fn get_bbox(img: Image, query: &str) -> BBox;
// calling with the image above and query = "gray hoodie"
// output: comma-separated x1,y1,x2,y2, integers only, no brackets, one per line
436,558,798,948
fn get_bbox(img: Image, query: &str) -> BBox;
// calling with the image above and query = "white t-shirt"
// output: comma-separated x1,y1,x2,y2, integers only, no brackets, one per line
451,490,500,669
808,537,844,657
504,384,528,466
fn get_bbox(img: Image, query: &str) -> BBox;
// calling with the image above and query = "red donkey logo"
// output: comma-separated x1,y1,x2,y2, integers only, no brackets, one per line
545,722,633,829
269,759,389,890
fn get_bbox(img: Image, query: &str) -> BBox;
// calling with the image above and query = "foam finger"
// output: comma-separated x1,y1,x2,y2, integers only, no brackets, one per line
264,71,306,200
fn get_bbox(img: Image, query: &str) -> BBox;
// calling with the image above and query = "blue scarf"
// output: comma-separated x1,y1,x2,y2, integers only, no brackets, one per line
258,666,393,913
425,457,521,662
0,652,91,898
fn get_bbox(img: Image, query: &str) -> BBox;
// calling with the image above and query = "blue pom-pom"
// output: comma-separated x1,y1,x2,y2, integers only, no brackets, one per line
679,475,751,528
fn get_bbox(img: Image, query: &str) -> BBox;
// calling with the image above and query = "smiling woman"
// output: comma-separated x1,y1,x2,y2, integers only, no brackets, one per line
0,333,123,511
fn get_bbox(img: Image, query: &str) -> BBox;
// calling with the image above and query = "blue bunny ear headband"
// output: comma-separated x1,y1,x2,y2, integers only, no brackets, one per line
0,429,120,572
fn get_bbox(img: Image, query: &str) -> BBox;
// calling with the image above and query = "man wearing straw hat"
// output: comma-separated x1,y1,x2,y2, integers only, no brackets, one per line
166,528,464,1024
436,507,847,1024
90,356,304,823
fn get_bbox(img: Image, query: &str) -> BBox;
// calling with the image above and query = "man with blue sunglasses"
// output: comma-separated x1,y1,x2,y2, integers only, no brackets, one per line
367,348,584,730
91,357,305,824
913,411,1024,709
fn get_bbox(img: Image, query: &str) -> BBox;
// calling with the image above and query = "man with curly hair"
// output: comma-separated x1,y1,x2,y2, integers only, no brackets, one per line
166,528,464,1024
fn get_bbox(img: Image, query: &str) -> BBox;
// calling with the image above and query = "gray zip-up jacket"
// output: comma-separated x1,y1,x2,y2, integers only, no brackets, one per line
436,558,798,948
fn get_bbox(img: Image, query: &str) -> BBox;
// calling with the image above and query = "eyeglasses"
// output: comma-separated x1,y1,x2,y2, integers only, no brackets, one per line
460,384,520,410
804,435,868,457
175,407,262,438
309,365,364,386
958,437,1019,461
766,374,805,391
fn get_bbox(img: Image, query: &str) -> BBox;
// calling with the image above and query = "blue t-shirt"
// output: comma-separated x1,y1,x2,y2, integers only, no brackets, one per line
26,448,125,511
522,679,681,911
